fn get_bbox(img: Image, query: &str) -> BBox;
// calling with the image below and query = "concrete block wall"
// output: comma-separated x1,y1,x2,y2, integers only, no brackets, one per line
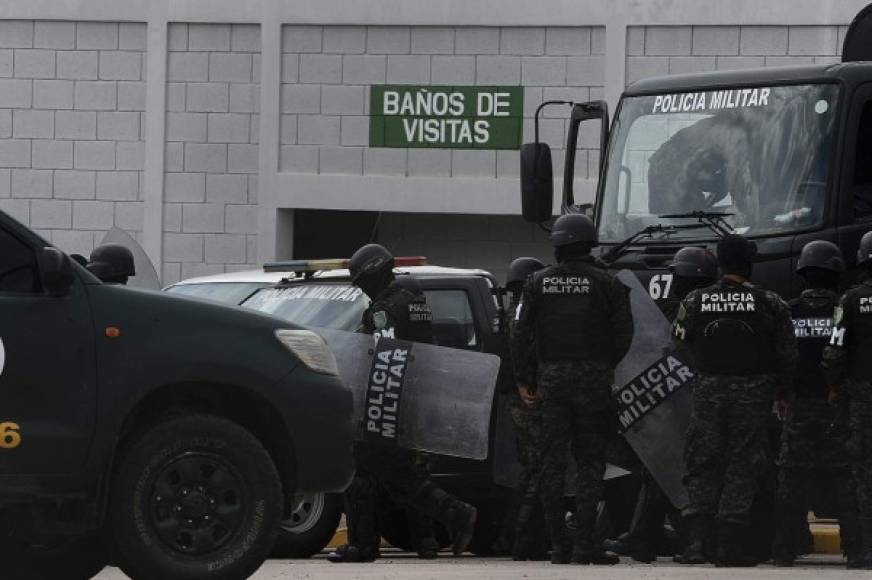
162,23,261,284
0,20,146,256
279,25,605,181
626,25,844,84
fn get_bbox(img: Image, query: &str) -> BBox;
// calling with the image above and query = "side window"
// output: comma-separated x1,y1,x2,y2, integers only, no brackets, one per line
0,225,40,294
424,289,478,349
854,101,872,221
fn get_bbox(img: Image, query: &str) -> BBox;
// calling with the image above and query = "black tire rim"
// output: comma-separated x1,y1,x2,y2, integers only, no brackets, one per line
148,452,246,556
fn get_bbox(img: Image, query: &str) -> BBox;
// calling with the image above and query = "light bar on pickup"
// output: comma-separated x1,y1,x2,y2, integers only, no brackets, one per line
263,256,427,273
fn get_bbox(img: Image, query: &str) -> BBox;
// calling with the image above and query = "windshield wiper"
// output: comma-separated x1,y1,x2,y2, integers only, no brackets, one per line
601,224,676,264
658,211,735,237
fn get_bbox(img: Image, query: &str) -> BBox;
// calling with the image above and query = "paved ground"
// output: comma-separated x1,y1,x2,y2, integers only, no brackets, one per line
95,554,870,579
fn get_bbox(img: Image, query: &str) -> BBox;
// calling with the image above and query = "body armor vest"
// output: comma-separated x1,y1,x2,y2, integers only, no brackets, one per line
533,260,612,363
790,292,836,398
846,281,872,380
361,280,433,344
690,282,777,375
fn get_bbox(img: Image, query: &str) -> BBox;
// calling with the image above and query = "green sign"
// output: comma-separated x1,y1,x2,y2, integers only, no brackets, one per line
370,85,523,150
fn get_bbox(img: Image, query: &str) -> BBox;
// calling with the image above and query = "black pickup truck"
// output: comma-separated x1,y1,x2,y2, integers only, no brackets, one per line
0,209,355,580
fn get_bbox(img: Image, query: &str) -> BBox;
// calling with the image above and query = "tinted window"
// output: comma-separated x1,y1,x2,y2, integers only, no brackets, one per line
601,84,838,240
425,289,478,349
0,226,39,294
854,102,872,221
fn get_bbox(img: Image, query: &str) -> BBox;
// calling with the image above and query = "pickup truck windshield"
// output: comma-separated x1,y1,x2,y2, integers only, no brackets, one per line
599,84,838,242
243,284,369,331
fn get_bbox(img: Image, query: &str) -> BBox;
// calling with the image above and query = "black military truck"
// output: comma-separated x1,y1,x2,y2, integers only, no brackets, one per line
521,4,872,300
0,209,355,580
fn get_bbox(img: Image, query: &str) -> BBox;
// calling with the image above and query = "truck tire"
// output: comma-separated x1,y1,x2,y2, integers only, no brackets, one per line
110,414,282,580
272,492,342,558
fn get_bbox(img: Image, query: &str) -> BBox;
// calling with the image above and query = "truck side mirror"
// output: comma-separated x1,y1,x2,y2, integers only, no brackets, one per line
38,247,75,296
520,142,554,222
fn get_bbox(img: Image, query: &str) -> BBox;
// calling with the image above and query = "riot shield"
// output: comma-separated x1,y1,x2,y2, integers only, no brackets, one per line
98,227,161,290
613,269,694,510
316,328,500,460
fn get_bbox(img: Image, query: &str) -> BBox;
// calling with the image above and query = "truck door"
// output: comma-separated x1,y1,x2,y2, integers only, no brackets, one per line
837,83,872,279
0,218,97,474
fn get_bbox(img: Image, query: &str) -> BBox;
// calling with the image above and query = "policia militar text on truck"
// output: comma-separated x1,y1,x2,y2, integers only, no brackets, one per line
521,4,872,299
0,209,355,580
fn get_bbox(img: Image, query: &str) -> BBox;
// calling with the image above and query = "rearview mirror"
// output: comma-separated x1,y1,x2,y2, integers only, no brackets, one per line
520,142,553,222
38,247,75,296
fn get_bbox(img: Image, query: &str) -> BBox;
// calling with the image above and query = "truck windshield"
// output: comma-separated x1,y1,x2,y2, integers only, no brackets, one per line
599,83,838,242
242,284,369,331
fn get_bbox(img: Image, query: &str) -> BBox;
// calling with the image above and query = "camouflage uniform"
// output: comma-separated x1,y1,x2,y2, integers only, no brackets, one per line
512,257,633,557
823,279,872,563
673,279,796,525
344,280,462,555
774,289,857,561
500,298,551,558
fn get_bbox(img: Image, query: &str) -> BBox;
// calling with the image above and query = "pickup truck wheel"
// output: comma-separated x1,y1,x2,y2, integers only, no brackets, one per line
111,414,282,580
272,492,342,558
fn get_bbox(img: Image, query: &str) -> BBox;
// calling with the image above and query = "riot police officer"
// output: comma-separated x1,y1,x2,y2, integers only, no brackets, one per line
512,214,633,565
625,246,717,563
673,234,797,567
773,240,859,567
327,244,477,563
823,230,872,569
500,257,548,560
86,244,135,285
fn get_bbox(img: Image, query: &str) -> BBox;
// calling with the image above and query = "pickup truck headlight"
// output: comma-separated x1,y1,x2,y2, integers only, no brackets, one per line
275,329,339,376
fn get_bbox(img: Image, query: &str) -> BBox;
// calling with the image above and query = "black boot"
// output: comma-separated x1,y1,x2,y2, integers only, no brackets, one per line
675,515,708,564
550,542,572,565
772,503,796,567
857,518,872,569
715,522,757,568
571,541,620,565
326,543,379,563
444,500,477,556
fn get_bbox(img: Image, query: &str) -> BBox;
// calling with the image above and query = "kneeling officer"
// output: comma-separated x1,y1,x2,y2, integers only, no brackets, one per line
328,243,477,563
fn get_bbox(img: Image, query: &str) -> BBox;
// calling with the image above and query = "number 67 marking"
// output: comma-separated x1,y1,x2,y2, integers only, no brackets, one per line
648,274,674,300
0,422,21,449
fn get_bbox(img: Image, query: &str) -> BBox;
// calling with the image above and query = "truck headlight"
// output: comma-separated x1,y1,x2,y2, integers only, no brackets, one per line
275,329,339,376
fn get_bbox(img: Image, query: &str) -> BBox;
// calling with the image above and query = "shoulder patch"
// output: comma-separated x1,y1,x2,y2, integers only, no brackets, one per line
373,310,388,329
833,305,843,326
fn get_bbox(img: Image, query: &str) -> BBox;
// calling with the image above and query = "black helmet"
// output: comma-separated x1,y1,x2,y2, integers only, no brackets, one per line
349,243,394,283
858,230,872,266
670,247,718,279
797,240,845,274
716,234,757,276
550,213,598,247
87,244,135,284
506,257,545,288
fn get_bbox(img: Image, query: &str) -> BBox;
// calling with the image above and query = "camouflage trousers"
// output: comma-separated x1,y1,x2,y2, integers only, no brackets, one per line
683,374,774,525
509,393,544,495
536,361,614,549
344,443,451,550
774,396,858,557
848,396,872,520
